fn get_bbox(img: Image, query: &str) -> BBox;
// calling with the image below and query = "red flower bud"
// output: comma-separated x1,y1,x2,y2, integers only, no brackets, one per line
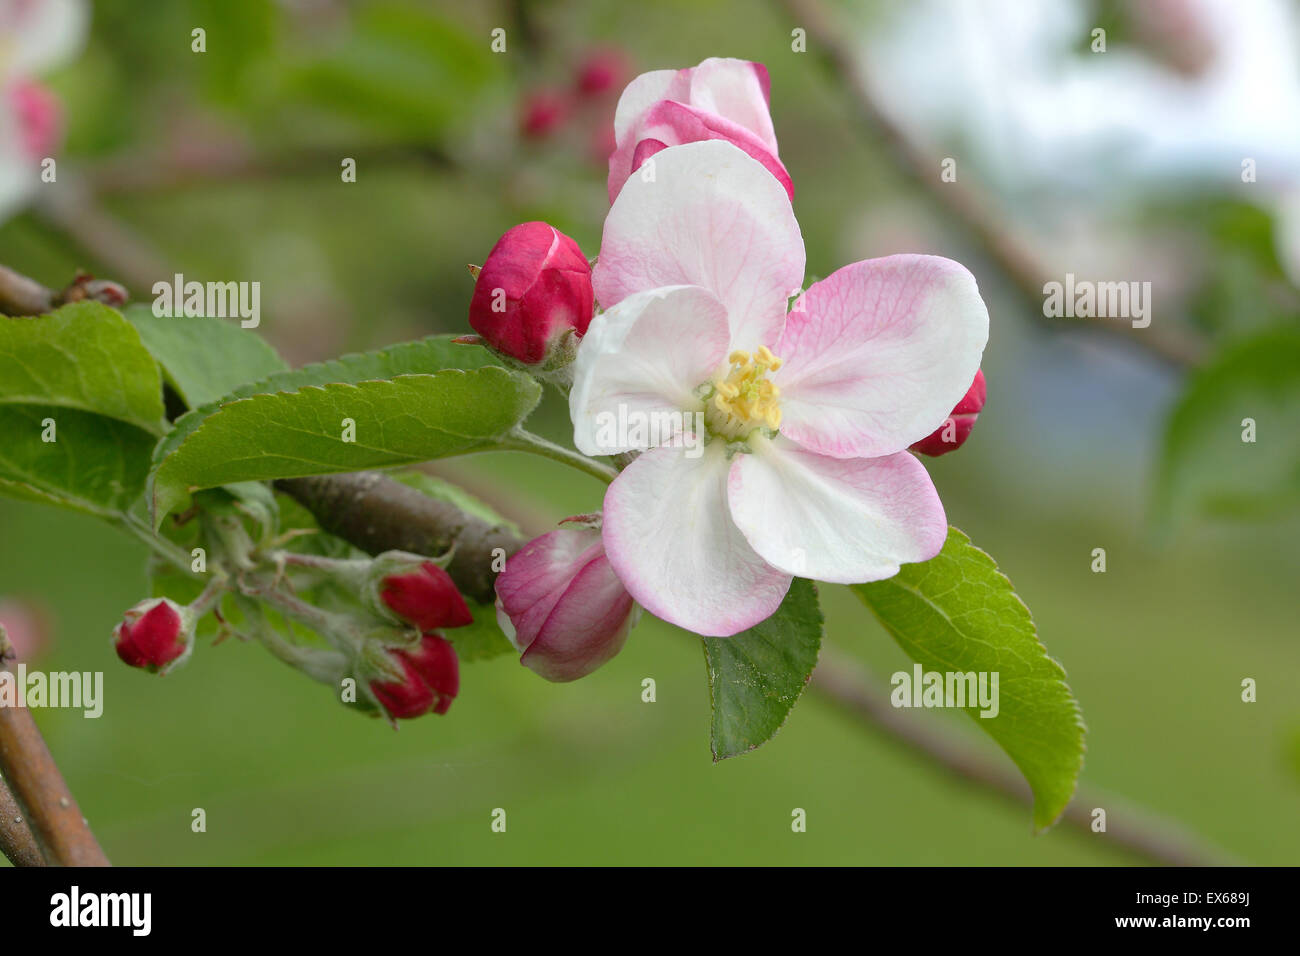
113,598,192,673
468,222,595,365
369,633,460,719
574,49,629,98
911,369,986,457
495,521,637,682
520,89,571,139
380,560,473,631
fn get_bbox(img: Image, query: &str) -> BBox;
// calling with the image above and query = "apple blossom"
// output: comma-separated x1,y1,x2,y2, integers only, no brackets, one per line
468,221,595,365
495,517,637,682
0,0,88,221
571,141,988,637
910,368,986,457
607,56,791,203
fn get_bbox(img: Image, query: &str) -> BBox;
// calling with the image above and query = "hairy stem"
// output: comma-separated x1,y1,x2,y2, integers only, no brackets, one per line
500,428,618,484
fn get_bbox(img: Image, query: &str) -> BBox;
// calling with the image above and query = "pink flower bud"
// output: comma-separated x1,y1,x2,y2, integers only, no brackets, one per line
468,221,595,365
574,49,629,98
520,89,571,139
8,80,62,159
113,598,192,673
608,58,791,202
911,369,986,457
495,521,637,683
369,633,460,719
380,560,473,631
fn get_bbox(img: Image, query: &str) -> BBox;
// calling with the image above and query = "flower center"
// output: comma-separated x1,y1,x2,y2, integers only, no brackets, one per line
703,346,783,441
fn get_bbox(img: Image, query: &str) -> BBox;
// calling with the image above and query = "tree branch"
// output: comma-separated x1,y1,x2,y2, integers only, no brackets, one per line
0,773,45,867
779,0,1209,368
0,264,126,316
811,646,1232,866
276,473,525,604
0,661,110,866
81,142,453,198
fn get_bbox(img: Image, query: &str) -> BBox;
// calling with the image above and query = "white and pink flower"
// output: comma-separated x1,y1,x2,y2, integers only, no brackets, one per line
607,56,791,203
0,0,88,222
571,141,989,637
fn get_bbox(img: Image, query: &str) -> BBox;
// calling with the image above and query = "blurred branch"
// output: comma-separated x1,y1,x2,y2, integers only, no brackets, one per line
81,142,453,197
812,646,1234,866
35,184,171,296
779,0,1209,368
0,650,110,866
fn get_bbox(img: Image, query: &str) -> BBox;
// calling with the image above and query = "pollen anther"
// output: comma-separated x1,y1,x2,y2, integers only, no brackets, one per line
704,344,785,440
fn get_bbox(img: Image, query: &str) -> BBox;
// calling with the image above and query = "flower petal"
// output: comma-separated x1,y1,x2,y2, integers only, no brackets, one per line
571,285,730,456
612,69,688,145
688,57,779,154
636,101,793,200
608,68,689,200
3,0,88,78
495,527,636,683
774,255,989,458
593,140,804,353
728,436,948,584
603,442,791,637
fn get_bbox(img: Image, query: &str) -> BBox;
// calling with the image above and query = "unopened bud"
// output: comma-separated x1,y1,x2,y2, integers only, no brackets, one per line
911,369,986,457
113,598,194,674
368,633,461,720
467,221,595,366
495,520,637,682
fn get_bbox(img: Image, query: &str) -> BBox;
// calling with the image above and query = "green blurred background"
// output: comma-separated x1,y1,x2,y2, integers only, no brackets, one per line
1,0,1297,864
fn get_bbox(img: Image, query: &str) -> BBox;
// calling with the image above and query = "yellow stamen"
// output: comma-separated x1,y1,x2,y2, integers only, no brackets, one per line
704,345,786,440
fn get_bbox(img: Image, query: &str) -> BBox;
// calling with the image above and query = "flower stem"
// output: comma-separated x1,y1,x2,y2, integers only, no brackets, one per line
117,514,202,576
502,428,617,484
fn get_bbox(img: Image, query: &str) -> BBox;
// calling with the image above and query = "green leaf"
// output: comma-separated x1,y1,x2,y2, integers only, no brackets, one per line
151,335,501,469
0,406,156,517
0,303,164,516
1156,328,1300,524
151,368,541,525
147,335,515,525
0,302,165,434
852,528,1085,831
123,305,287,409
703,578,823,761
